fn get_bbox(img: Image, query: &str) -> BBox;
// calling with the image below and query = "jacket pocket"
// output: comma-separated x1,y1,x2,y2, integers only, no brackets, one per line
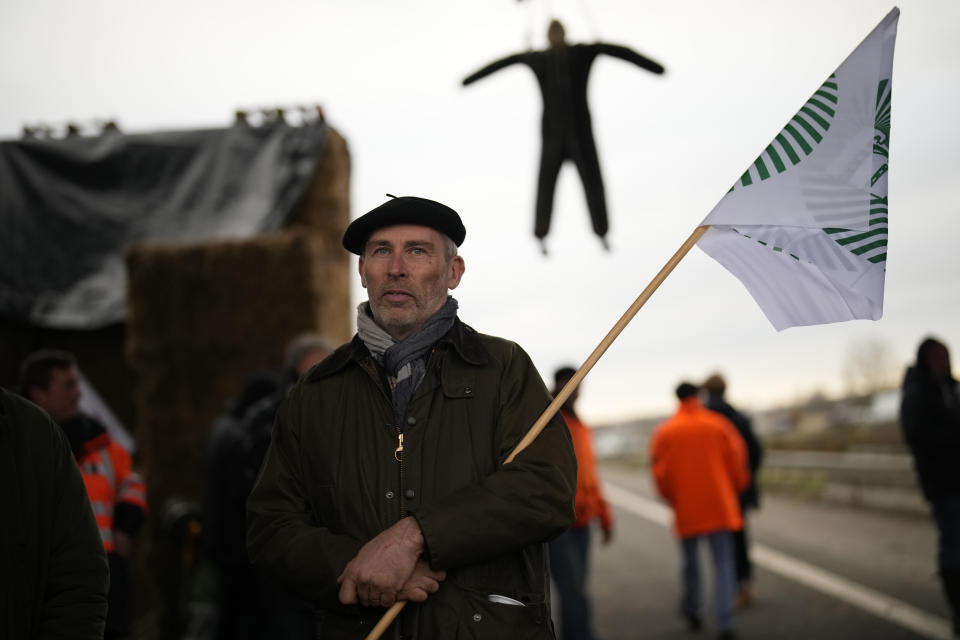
441,377,476,400
430,586,553,640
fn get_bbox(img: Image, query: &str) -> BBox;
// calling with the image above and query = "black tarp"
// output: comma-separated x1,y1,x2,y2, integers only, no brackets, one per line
0,120,329,329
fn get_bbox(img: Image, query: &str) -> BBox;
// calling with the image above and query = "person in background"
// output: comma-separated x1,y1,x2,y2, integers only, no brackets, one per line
702,373,763,608
650,382,749,640
246,195,577,639
205,334,334,640
200,370,279,639
20,349,147,640
549,366,613,640
204,371,280,574
242,334,337,489
900,337,960,637
1,386,109,639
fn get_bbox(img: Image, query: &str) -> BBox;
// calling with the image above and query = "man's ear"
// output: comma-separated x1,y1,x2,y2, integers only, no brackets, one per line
447,256,465,290
358,258,367,288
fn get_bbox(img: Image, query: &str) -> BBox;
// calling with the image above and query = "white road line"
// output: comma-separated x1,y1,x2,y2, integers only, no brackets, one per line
603,481,953,640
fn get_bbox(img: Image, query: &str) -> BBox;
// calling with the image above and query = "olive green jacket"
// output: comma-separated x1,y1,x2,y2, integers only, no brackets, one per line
0,388,109,639
247,320,577,639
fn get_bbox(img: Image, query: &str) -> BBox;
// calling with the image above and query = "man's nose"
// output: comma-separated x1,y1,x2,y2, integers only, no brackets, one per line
387,253,407,276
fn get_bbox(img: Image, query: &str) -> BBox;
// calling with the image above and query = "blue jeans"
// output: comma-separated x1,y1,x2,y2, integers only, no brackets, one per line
549,526,598,640
680,530,736,632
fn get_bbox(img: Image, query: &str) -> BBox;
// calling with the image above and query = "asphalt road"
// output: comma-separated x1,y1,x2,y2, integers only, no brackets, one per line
570,464,952,640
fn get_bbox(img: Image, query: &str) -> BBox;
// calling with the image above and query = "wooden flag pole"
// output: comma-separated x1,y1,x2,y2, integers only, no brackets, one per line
506,225,709,463
365,225,710,640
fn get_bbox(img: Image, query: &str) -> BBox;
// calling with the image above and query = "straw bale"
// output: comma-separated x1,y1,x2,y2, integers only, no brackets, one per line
125,229,351,503
288,126,351,236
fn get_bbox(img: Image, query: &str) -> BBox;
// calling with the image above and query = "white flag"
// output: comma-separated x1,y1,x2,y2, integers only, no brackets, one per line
697,7,899,331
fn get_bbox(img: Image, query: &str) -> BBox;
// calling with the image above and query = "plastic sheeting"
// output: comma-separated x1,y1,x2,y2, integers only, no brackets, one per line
0,120,329,329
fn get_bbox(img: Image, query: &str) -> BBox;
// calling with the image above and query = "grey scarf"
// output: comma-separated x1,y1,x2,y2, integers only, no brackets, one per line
357,297,459,425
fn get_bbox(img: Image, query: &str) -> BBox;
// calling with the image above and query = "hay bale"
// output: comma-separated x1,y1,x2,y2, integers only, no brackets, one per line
288,127,351,236
126,229,350,503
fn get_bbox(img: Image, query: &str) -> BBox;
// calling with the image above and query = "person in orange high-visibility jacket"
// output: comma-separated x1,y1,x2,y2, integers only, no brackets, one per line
21,350,148,640
73,423,149,553
549,366,613,640
650,381,749,640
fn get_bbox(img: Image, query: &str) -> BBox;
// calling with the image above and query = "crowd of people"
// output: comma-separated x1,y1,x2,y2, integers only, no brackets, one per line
2,193,955,640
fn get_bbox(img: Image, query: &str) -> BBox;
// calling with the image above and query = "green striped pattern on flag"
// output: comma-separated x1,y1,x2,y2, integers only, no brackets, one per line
735,229,801,261
731,75,839,191
822,194,888,264
731,76,890,267
822,78,892,265
733,190,888,267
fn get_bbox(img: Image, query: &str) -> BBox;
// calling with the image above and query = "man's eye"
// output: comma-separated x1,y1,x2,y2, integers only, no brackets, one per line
410,248,426,255
373,247,389,255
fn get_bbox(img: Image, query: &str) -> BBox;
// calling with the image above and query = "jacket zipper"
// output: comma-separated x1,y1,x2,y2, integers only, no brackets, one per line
363,357,407,522
395,426,406,517
394,432,404,462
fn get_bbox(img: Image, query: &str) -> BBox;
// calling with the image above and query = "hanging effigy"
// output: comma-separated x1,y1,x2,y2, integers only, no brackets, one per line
463,19,665,253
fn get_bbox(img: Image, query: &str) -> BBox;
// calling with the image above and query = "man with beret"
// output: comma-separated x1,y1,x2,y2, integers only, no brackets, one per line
247,195,577,639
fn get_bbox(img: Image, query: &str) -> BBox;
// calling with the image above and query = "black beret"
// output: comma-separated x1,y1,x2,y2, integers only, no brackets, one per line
342,195,466,255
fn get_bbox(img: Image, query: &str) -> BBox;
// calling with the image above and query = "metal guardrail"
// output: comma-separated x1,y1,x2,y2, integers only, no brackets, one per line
764,450,913,471
762,450,926,516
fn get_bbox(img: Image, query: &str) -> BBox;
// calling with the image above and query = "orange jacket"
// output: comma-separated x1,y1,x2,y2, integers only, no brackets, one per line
649,397,749,538
76,432,148,553
562,409,613,531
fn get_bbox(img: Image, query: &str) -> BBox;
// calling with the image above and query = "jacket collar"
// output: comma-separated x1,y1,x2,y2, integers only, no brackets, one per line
437,318,488,366
306,317,488,383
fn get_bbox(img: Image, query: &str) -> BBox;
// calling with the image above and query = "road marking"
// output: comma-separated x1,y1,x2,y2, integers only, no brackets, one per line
603,481,953,640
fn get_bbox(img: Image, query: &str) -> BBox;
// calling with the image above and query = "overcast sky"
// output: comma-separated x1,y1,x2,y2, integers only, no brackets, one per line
2,0,957,424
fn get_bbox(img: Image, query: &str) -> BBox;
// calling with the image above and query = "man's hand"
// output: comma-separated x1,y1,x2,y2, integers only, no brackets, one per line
601,526,614,546
338,517,425,607
398,559,446,603
115,530,133,557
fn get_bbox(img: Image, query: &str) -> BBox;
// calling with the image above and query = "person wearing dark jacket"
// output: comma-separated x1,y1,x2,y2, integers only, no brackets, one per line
247,195,577,639
202,371,279,640
0,387,109,639
204,370,280,579
702,373,763,608
205,337,332,640
463,19,665,252
900,337,960,636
